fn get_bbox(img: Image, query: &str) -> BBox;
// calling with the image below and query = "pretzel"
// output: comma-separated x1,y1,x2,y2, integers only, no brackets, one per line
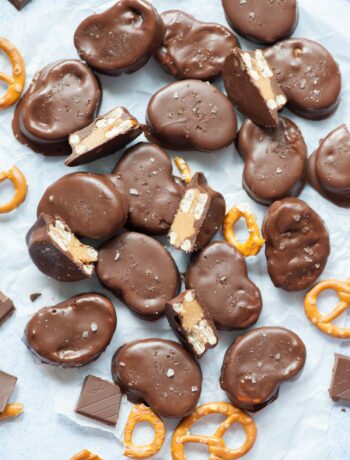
71,449,102,460
124,404,165,458
0,403,24,421
223,204,264,257
304,279,350,338
175,157,192,184
0,37,25,109
171,402,257,460
0,166,28,213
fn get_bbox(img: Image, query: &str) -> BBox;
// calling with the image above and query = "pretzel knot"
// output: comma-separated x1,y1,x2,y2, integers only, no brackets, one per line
0,37,25,109
223,204,264,257
175,157,192,184
0,166,28,214
304,279,350,338
124,404,165,459
171,402,257,460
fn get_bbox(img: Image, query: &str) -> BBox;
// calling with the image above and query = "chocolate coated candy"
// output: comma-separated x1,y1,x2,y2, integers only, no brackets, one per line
220,327,306,411
186,241,262,330
329,354,350,403
74,0,164,76
25,293,116,367
264,38,341,120
262,198,330,291
145,80,237,151
96,232,180,320
12,60,101,156
37,172,128,240
156,10,239,80
111,338,202,418
237,117,307,205
112,142,184,235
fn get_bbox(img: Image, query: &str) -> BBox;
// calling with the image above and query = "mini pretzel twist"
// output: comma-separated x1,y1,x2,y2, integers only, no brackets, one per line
0,166,28,213
0,37,25,109
223,204,264,257
174,157,192,184
171,402,257,460
124,404,165,459
71,449,102,460
0,403,24,421
304,279,350,338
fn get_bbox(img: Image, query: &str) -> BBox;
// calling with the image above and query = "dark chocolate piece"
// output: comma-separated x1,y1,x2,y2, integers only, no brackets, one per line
29,293,41,302
25,293,116,367
75,375,122,426
0,370,17,413
237,117,307,205
169,173,225,253
0,292,15,327
145,79,237,151
220,326,306,411
329,354,350,403
7,0,30,10
112,338,202,418
262,198,330,291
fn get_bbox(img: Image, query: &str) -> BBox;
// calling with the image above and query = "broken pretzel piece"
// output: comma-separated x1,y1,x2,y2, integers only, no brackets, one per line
0,166,28,213
174,157,192,184
70,449,102,460
0,403,24,422
0,37,25,109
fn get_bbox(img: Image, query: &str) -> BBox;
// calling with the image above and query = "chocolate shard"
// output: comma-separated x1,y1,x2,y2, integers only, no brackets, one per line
0,370,17,413
8,0,31,10
29,293,41,302
329,354,350,403
0,292,15,327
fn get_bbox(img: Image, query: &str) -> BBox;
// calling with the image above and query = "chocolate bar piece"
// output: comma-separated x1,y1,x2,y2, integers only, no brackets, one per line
329,354,350,403
0,292,15,327
29,293,41,302
75,375,122,426
8,0,31,10
0,370,17,413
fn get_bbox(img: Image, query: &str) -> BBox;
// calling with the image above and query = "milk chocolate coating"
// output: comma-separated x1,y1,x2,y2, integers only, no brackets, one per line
220,327,306,411
186,241,262,330
262,198,330,291
237,117,307,205
145,80,237,151
96,232,180,320
156,10,239,81
111,338,202,418
74,0,164,76
222,0,298,45
12,60,101,156
25,293,116,367
37,172,128,240
264,38,341,120
112,142,184,235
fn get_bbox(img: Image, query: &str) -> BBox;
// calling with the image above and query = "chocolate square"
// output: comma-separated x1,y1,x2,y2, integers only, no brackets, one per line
8,0,31,10
0,292,15,327
329,353,350,403
0,370,17,413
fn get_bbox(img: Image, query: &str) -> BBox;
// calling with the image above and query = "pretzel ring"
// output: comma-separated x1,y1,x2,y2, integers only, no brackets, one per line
0,166,28,213
0,403,24,422
223,204,264,257
171,402,257,460
305,279,350,338
175,157,192,184
71,449,102,460
0,37,25,109
124,404,165,458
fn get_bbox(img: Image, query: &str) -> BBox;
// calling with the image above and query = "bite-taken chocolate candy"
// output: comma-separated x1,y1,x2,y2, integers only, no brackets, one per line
65,107,141,167
112,338,202,418
329,354,350,403
262,198,330,291
237,117,307,205
264,38,341,120
37,172,128,240
222,0,298,45
26,214,98,282
0,292,15,327
25,293,116,367
97,232,180,320
13,60,101,156
308,125,350,207
186,241,262,330
112,143,184,235
220,327,306,411
156,10,239,81
74,0,164,76
165,290,218,359
223,48,287,128
145,80,237,151
169,173,226,253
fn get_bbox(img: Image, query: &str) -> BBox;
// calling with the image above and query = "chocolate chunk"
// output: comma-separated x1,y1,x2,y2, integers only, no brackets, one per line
330,354,350,403
37,173,128,240
112,142,184,235
29,293,41,302
74,0,164,76
25,293,116,367
220,327,306,411
169,173,225,253
145,79,237,151
75,375,122,426
12,60,101,156
262,198,330,291
186,241,262,330
0,370,17,413
8,0,31,10
96,232,180,320
112,338,202,418
0,292,15,327
156,10,239,80
264,38,341,120
26,214,98,282
237,117,307,205
222,0,298,45
223,48,287,127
